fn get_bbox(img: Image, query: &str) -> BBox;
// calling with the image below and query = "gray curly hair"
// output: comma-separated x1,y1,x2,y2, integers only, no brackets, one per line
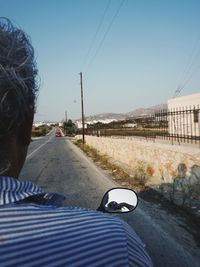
0,18,38,139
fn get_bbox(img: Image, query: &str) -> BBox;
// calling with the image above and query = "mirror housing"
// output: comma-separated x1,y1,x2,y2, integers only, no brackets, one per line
97,188,138,213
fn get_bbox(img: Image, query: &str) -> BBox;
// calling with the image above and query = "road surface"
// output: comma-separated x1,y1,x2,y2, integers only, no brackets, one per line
19,130,200,267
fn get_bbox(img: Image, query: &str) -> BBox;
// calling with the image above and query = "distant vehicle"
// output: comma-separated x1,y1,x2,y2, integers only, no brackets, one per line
55,131,62,137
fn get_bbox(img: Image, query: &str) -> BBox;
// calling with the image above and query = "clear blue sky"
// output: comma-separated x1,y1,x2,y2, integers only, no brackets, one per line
1,0,200,121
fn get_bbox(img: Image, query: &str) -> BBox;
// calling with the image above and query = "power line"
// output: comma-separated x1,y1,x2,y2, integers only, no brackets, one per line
174,63,200,97
85,0,126,74
81,0,111,70
174,35,200,97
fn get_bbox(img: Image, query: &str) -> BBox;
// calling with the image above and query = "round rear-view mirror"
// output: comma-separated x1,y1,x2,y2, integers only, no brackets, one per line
101,188,138,213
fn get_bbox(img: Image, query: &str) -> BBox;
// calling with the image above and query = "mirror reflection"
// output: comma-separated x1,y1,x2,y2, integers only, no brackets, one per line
103,188,138,213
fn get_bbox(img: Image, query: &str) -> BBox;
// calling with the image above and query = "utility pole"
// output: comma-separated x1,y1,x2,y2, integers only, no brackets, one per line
79,72,85,143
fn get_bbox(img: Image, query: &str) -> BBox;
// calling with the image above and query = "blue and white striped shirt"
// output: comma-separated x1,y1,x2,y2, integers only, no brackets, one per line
0,176,153,267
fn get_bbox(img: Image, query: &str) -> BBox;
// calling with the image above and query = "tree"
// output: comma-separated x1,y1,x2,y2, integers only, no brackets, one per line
64,119,78,135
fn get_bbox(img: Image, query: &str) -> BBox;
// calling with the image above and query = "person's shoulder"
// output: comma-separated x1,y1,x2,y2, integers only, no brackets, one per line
1,203,129,243
1,202,118,218
1,203,153,266
1,202,126,228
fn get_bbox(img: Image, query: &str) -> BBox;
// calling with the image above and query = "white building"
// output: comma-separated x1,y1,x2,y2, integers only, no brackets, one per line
33,122,44,127
168,93,200,137
75,119,117,129
33,122,57,127
75,121,88,129
122,122,137,128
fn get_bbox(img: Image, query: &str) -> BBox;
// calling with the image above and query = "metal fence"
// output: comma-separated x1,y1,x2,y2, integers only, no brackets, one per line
153,107,200,145
86,107,200,146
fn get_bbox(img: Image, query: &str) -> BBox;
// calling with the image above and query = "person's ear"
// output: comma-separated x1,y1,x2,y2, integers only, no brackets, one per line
18,114,34,146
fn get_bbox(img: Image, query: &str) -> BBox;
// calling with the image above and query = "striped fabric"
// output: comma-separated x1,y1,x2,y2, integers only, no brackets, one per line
0,176,43,205
0,177,153,267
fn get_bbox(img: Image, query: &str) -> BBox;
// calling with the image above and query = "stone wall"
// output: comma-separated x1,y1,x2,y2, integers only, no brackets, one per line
76,135,200,209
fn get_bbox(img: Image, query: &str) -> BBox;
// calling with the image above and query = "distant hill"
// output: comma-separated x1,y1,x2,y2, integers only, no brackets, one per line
125,104,167,117
78,104,167,123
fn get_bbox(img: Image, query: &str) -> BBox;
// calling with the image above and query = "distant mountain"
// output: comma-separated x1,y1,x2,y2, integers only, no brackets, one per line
125,104,167,117
76,104,167,123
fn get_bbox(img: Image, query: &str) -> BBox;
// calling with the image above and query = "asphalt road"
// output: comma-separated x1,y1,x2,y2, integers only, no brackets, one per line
19,131,200,267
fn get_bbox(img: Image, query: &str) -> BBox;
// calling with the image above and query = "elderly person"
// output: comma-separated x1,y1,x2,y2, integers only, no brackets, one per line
0,18,153,267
